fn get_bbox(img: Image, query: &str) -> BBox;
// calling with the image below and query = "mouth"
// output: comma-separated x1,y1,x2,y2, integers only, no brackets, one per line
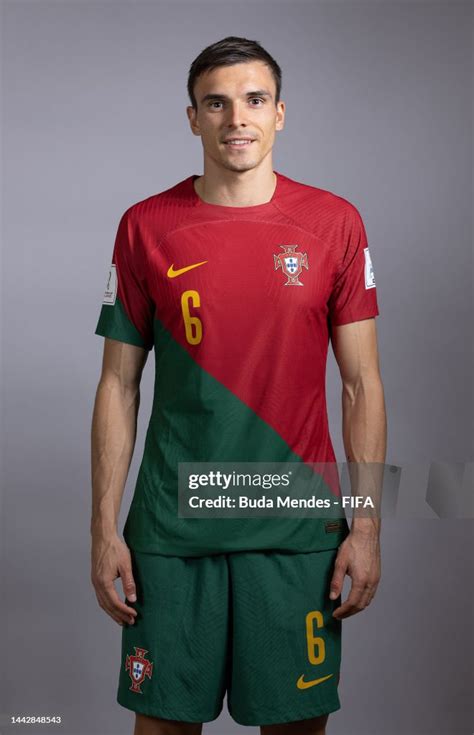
222,138,255,149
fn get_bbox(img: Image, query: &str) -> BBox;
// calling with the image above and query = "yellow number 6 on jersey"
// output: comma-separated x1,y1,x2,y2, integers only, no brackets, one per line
181,290,202,345
305,610,325,665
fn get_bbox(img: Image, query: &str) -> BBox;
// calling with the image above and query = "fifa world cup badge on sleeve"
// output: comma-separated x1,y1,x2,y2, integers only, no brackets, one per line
102,263,117,305
363,247,376,289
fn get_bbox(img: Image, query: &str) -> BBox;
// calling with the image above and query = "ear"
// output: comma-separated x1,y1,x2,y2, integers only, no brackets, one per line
186,105,201,136
275,100,286,132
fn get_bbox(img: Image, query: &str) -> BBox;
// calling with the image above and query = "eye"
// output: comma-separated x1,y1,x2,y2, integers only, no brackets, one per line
249,98,264,105
208,101,223,109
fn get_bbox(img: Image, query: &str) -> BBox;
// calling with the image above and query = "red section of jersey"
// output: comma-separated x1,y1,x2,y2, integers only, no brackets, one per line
110,171,379,467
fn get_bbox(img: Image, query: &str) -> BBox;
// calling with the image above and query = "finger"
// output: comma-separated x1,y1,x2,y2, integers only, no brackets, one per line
358,582,378,609
97,591,133,626
329,556,347,600
101,582,138,619
103,580,138,616
96,588,134,622
332,581,366,619
332,599,363,619
119,563,137,603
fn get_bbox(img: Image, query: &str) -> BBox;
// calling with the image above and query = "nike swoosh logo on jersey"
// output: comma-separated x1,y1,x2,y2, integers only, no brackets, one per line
296,673,333,690
167,261,208,278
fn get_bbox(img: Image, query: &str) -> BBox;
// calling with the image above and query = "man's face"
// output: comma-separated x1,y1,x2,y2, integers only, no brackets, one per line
187,61,285,173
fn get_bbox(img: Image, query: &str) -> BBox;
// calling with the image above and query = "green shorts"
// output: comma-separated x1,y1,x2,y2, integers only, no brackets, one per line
117,547,343,727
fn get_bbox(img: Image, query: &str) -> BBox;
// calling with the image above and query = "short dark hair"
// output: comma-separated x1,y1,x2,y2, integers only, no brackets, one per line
187,36,282,110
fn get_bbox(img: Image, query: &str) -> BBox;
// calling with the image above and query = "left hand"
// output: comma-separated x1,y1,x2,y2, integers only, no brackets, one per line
329,530,381,619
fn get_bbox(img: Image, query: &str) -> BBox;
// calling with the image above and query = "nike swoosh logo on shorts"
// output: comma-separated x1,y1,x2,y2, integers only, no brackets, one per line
167,261,208,278
296,673,333,689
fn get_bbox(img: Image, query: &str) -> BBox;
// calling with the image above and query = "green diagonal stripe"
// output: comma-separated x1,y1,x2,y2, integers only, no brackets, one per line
123,317,349,555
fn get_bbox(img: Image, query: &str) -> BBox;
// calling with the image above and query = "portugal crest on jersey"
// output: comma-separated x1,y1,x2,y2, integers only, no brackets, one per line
125,646,154,693
274,244,309,286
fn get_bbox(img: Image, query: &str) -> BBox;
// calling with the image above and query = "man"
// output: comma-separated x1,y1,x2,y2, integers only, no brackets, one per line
91,36,385,735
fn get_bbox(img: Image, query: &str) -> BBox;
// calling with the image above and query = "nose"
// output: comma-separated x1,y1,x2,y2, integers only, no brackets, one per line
225,100,248,129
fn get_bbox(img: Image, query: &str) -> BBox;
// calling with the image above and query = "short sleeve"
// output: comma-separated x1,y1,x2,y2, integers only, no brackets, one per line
328,204,380,327
95,209,154,350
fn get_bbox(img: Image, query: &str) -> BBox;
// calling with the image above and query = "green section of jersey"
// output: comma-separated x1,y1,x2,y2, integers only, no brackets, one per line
95,296,150,350
122,318,349,556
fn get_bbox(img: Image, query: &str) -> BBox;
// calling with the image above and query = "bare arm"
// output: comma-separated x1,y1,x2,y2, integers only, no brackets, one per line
328,318,387,619
90,337,148,626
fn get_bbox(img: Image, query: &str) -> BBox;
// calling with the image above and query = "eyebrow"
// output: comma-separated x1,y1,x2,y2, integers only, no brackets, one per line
200,90,273,103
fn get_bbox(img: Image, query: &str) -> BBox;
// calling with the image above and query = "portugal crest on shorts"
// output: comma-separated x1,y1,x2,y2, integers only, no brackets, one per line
274,244,309,286
125,646,154,693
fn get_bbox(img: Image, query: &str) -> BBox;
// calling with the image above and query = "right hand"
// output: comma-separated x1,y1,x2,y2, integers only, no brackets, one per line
91,533,139,627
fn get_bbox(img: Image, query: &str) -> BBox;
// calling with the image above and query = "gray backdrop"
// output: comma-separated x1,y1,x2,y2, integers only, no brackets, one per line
1,1,472,734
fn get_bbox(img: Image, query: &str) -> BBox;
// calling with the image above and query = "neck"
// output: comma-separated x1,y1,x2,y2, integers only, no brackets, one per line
194,162,276,207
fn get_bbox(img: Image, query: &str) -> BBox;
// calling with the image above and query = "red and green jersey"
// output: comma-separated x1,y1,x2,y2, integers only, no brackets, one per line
95,171,379,556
